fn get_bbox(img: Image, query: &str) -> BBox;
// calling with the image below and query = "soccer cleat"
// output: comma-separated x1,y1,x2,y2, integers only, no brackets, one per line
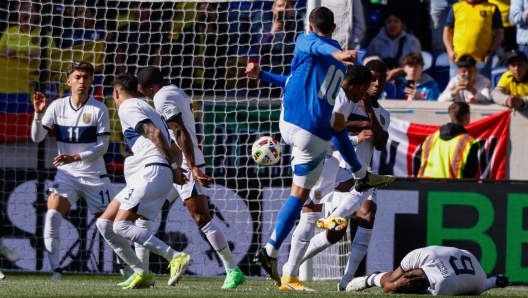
167,253,192,286
117,263,134,278
254,248,281,286
0,270,5,280
278,276,315,291
221,268,246,289
0,243,20,263
495,274,509,288
123,271,155,289
49,271,63,281
118,272,155,288
337,276,353,292
346,275,371,292
354,172,395,193
317,216,348,231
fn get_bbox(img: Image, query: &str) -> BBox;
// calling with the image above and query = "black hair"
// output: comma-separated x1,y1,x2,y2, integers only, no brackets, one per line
308,6,334,34
365,59,388,75
137,66,165,88
382,10,404,23
456,55,477,68
345,65,373,86
112,73,138,96
449,102,470,124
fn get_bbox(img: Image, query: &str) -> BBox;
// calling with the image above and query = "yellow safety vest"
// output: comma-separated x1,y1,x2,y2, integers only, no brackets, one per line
418,131,478,179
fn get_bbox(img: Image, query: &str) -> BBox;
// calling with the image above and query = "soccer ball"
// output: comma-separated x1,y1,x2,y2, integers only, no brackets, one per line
252,136,282,166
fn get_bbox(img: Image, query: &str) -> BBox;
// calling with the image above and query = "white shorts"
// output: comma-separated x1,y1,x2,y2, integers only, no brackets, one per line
307,155,352,205
166,184,180,203
280,115,329,190
335,167,378,204
116,164,173,221
176,166,207,200
48,171,114,214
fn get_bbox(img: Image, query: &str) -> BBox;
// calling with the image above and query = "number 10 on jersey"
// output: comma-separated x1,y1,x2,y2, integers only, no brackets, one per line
318,65,345,106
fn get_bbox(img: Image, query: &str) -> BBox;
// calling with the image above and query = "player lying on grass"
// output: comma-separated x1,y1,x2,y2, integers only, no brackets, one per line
136,66,245,289
346,245,509,296
31,60,114,280
96,73,190,289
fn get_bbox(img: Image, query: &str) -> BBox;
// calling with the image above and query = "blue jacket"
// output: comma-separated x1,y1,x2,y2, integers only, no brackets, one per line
395,74,440,101
510,0,528,46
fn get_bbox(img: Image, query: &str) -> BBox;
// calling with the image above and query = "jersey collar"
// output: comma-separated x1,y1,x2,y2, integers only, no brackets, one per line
69,96,90,112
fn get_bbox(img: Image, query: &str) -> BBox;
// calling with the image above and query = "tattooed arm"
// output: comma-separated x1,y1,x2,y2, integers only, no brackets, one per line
137,120,175,165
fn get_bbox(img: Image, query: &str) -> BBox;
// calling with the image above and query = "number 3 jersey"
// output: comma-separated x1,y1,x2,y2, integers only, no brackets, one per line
400,246,487,296
41,96,110,178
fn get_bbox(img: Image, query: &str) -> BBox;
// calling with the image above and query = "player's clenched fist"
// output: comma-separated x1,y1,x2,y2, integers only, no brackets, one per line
332,50,362,65
33,91,47,113
173,167,189,185
245,62,261,79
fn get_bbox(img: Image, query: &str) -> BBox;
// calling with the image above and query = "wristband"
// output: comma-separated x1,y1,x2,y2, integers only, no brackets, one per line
34,112,44,120
170,162,179,170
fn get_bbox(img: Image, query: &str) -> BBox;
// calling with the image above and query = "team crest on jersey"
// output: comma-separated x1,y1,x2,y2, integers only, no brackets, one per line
480,10,487,18
83,113,92,124
314,191,322,200
380,114,386,126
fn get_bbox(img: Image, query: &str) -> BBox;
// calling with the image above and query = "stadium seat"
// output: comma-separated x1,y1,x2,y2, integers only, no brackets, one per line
422,51,433,73
434,53,451,91
491,66,508,89
492,55,499,67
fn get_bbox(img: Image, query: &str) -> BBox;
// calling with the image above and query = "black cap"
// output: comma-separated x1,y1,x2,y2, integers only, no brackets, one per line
506,51,528,64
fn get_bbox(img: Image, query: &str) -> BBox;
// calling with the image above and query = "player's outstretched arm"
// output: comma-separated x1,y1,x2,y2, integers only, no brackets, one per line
332,113,364,176
168,115,212,187
245,62,288,88
138,120,188,185
31,91,51,143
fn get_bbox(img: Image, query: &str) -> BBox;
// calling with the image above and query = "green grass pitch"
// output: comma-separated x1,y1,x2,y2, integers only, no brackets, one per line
0,272,526,297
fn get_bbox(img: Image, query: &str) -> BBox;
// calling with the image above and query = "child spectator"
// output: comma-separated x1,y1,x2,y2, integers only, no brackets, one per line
438,55,491,103
395,52,439,100
365,11,421,67
491,51,528,108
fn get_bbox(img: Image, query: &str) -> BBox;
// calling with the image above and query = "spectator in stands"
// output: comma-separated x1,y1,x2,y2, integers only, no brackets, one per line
0,1,52,59
417,102,479,179
443,0,504,80
257,0,300,76
510,0,528,58
116,2,163,75
59,4,105,48
489,0,517,52
365,11,422,68
227,1,273,57
491,51,528,108
180,3,228,94
428,0,457,58
438,55,492,103
395,53,439,100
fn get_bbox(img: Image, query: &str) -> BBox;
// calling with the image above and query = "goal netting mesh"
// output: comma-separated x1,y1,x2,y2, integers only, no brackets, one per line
0,0,354,279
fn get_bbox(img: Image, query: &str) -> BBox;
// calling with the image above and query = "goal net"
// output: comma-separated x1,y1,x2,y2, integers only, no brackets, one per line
0,0,354,279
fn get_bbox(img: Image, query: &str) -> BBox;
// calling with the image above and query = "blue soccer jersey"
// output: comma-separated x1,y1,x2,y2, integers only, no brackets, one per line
282,31,346,141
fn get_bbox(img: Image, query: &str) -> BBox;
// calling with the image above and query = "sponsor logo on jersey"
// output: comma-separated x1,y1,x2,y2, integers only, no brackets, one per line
83,113,92,124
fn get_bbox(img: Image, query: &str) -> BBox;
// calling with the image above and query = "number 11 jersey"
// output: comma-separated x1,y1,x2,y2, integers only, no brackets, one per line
41,96,110,177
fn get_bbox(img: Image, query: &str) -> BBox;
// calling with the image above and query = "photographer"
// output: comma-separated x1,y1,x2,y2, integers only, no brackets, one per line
438,55,491,102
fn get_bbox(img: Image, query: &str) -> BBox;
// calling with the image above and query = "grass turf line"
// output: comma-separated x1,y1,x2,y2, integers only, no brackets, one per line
0,273,526,297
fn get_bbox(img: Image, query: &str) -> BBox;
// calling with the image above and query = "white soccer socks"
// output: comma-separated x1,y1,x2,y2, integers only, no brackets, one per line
113,220,180,262
44,209,62,271
366,272,387,287
330,191,365,218
342,227,373,284
134,219,153,267
283,211,320,278
96,219,149,275
202,221,237,270
301,231,332,263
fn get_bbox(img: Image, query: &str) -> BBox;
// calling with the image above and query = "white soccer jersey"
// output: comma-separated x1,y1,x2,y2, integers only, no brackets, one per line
41,96,110,177
118,98,172,176
153,84,205,168
400,246,487,296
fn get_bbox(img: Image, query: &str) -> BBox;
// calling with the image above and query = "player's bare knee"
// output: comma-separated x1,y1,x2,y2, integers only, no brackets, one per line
302,202,322,213
357,212,375,229
327,229,345,244
47,194,70,216
191,211,211,229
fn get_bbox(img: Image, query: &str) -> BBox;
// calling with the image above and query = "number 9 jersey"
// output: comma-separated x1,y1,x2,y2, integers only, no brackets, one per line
282,31,345,142
41,96,110,177
400,245,487,296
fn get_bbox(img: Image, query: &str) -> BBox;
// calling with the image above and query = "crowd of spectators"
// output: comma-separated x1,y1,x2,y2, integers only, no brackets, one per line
0,0,527,106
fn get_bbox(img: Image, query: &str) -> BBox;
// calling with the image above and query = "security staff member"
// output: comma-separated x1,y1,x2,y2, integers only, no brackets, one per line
418,102,480,179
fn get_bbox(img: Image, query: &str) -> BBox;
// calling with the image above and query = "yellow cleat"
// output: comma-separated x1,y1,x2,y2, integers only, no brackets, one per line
316,216,348,231
168,253,192,286
122,271,155,289
278,276,315,291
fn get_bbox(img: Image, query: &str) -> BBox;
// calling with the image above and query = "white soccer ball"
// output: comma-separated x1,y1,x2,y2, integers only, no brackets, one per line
251,136,282,166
